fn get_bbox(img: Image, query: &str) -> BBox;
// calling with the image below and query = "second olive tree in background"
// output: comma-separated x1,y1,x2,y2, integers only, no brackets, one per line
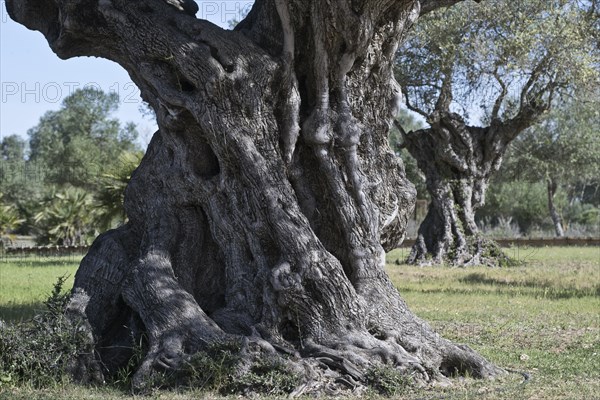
395,0,599,266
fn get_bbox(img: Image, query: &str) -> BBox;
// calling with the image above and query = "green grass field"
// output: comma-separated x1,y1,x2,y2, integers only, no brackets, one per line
0,256,79,321
385,246,600,399
1,246,598,399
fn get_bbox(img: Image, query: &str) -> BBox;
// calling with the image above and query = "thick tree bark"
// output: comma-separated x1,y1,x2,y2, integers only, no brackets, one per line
399,112,513,266
400,75,552,267
398,24,558,267
8,0,502,392
547,178,565,237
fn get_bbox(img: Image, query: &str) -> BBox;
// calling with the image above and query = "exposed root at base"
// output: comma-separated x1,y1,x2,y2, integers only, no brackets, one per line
121,326,505,396
409,236,519,267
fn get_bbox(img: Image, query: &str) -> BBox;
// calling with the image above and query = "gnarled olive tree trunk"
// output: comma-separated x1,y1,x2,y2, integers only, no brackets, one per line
8,0,501,391
398,112,513,266
547,178,565,237
399,107,547,267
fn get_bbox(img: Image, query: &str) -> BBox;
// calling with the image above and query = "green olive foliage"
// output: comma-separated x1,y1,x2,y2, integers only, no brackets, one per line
396,0,598,123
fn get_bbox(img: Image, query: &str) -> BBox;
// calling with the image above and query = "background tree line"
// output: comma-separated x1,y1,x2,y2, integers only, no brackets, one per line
1,87,143,246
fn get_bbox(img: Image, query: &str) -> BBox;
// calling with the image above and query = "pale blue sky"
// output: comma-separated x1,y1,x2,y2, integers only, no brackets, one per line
0,1,253,148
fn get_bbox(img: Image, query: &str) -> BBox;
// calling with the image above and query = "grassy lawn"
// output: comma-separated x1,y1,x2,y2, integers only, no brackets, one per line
385,246,600,399
0,256,80,321
1,246,598,399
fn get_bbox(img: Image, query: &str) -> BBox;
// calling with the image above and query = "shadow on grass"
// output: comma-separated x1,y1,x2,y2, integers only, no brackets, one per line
459,273,548,288
399,282,599,300
0,257,81,268
459,273,600,298
0,302,45,322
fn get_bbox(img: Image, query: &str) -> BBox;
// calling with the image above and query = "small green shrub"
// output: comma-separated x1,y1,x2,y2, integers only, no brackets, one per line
110,333,148,388
224,358,299,396
365,365,411,397
564,202,600,226
0,277,88,388
179,342,241,392
178,342,299,396
479,239,522,268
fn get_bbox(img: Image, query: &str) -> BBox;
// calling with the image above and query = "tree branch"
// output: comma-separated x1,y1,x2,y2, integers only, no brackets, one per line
403,92,429,118
5,0,60,45
519,55,551,109
496,80,555,143
435,67,454,113
393,119,410,149
420,0,478,15
490,69,508,121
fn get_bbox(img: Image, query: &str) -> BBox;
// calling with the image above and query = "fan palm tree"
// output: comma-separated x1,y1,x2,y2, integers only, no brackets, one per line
0,194,25,248
34,187,98,246
94,150,143,230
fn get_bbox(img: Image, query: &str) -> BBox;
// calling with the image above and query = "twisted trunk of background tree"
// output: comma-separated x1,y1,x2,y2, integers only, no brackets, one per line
547,178,565,237
398,112,515,266
8,0,501,392
399,68,554,266
399,109,550,266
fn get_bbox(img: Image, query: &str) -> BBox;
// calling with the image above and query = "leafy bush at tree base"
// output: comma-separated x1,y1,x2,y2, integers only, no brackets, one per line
0,277,90,388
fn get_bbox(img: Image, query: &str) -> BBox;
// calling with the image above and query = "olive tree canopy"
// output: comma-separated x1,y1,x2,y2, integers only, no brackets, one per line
395,0,599,265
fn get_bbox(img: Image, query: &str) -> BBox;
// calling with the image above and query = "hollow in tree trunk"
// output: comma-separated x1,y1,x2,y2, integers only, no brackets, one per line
8,0,502,392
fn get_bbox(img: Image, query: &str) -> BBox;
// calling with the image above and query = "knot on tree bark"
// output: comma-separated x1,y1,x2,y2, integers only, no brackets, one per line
270,262,302,292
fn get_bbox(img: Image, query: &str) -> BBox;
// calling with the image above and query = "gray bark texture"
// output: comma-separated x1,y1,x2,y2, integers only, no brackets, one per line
399,112,517,267
8,0,502,392
547,178,565,237
400,104,551,267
